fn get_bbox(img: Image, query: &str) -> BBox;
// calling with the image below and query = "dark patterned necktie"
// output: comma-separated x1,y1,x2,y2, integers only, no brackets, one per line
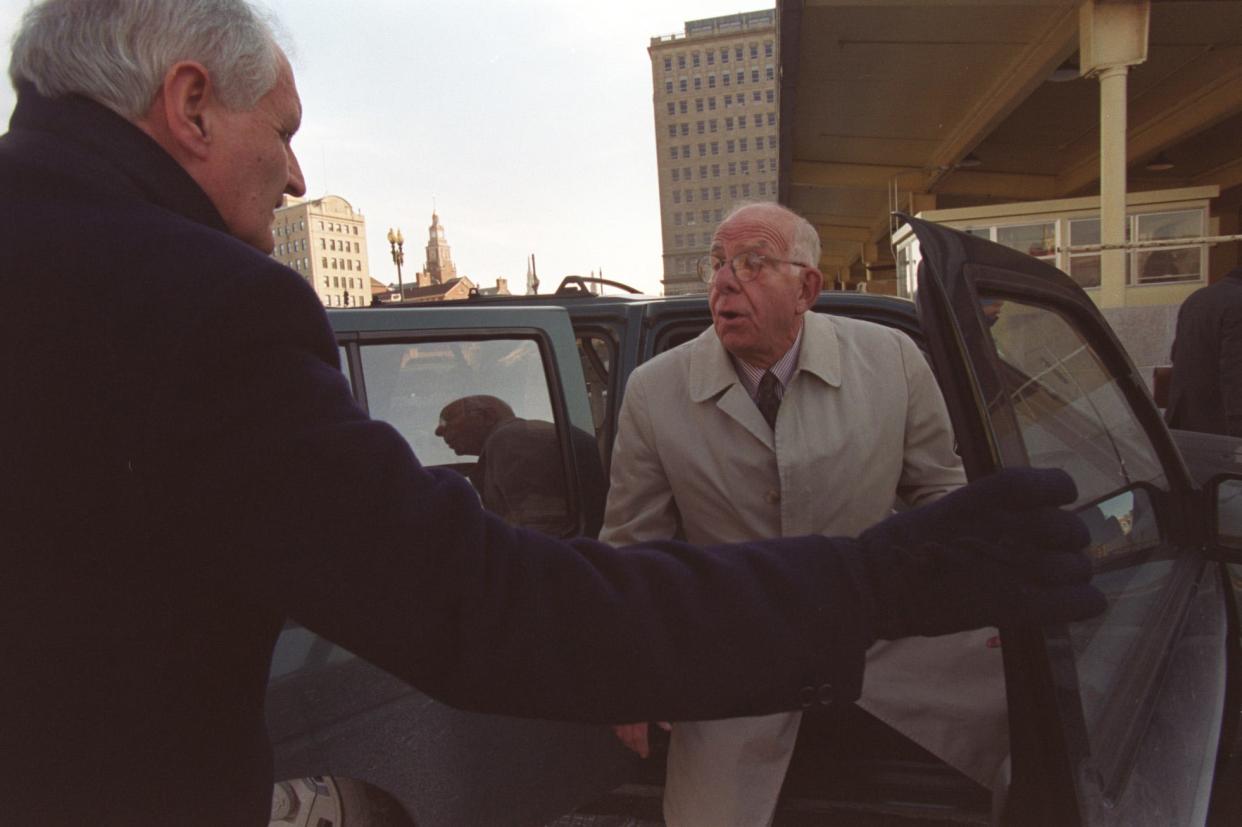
756,371,781,430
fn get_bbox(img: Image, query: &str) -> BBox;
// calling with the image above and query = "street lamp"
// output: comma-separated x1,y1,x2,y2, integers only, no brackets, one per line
387,227,405,301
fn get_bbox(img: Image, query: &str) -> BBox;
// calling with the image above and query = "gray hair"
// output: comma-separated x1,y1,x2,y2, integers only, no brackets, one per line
722,201,822,272
9,0,283,120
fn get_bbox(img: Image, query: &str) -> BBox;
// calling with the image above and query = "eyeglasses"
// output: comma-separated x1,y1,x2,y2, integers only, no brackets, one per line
696,251,812,284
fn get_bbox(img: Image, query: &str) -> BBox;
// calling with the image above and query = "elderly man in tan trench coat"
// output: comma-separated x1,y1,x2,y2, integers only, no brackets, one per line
602,202,1006,826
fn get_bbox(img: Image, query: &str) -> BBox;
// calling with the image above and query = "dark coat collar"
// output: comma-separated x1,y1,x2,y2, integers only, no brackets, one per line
6,81,230,235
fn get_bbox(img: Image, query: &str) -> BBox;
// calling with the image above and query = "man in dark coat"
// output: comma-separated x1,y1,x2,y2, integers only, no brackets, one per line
0,2,1102,824
1166,266,1242,436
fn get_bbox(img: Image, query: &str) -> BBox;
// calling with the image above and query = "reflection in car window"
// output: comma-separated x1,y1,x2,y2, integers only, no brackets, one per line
983,298,1166,506
982,296,1182,796
338,345,350,383
577,334,613,470
359,338,579,535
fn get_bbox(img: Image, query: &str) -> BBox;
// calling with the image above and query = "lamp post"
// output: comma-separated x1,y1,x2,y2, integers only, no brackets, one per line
387,227,405,302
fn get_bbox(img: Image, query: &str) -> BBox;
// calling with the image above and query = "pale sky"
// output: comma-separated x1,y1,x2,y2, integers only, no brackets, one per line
1,0,770,296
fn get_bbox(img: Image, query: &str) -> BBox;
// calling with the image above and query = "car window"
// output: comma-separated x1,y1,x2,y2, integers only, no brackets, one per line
576,332,615,472
357,337,585,537
980,293,1189,798
338,345,350,383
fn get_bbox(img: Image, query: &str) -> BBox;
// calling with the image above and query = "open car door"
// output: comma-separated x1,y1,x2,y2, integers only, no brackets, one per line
909,216,1228,827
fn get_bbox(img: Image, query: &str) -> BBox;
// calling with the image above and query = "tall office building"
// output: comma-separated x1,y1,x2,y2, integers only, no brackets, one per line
270,194,372,309
649,9,779,296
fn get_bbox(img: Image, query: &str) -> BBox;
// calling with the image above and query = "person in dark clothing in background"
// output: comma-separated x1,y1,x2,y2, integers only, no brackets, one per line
0,1,1103,825
1166,266,1242,436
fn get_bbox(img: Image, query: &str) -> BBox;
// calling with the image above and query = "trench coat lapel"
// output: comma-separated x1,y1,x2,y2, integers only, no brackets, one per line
687,327,774,450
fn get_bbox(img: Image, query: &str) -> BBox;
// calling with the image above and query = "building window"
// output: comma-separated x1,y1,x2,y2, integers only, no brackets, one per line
713,186,722,200
700,187,709,201
674,212,682,226
735,47,743,61
677,54,686,70
742,183,751,197
750,44,759,60
673,191,681,204
322,257,328,267
753,114,762,127
669,146,679,160
699,164,708,178
729,185,738,198
681,145,691,159
721,48,729,63
758,159,767,173
679,78,687,93
768,136,778,149
725,117,734,131
728,162,737,175
675,233,684,248
765,41,774,58
686,189,694,203
679,100,688,114
740,160,750,173
667,102,675,115
701,209,711,223
664,81,674,95
695,98,704,112
768,113,776,126
724,94,732,108
707,97,717,111
739,138,749,152
668,124,677,137
693,77,702,91
722,73,731,87
663,57,672,72
711,164,720,177
709,119,718,133
711,142,719,155
701,232,712,246
766,90,775,103
765,66,775,81
708,75,716,89
726,140,736,153
696,121,705,135
736,70,745,84
758,182,767,195
707,51,715,66
692,52,700,68
698,143,707,157
1133,210,1205,284
672,168,680,182
680,123,689,136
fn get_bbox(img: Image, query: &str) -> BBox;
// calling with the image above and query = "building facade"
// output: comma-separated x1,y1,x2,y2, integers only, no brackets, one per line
649,9,779,296
271,195,372,309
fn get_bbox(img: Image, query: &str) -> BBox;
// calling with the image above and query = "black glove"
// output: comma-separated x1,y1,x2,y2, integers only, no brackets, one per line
856,467,1106,639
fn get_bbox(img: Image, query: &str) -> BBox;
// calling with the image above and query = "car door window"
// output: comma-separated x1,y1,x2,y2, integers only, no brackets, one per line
981,293,1194,799
358,337,585,537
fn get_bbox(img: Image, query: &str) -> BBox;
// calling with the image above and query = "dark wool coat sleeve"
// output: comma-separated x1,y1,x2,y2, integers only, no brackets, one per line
141,255,869,724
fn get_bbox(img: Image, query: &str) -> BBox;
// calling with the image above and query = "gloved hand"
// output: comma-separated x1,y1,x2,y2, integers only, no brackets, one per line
856,467,1105,639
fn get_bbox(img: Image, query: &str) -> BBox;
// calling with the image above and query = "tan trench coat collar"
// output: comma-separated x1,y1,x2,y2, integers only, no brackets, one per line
687,312,844,405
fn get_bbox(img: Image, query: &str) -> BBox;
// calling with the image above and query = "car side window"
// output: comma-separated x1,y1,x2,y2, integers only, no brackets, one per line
576,333,614,472
981,294,1186,795
358,337,586,537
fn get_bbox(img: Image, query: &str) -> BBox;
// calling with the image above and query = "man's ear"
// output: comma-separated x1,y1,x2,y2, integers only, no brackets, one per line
143,61,215,162
796,266,824,312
